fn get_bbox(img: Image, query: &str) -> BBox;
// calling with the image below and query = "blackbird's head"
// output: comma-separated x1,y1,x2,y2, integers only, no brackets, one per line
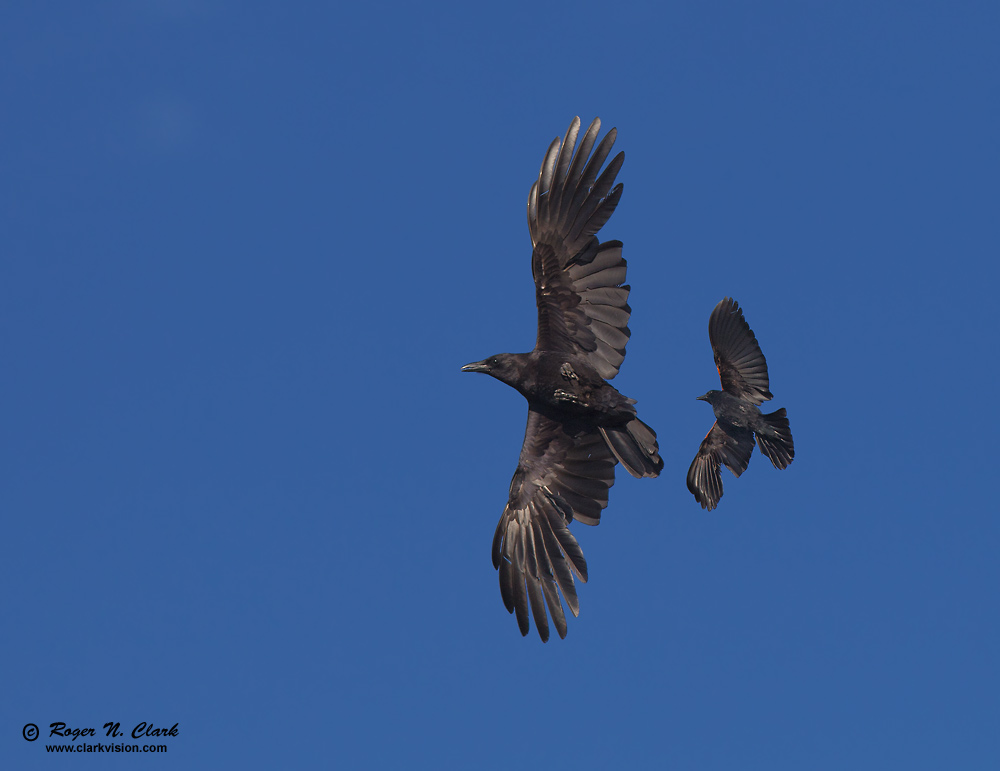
697,390,722,405
461,354,520,388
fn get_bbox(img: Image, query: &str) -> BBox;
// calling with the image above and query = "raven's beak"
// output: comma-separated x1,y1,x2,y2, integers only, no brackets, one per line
461,360,490,374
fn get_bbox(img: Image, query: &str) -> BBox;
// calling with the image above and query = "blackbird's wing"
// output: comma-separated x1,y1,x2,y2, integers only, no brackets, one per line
528,117,632,380
493,409,617,641
686,422,756,511
709,297,773,405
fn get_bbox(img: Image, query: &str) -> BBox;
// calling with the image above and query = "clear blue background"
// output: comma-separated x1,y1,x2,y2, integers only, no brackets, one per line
3,2,997,768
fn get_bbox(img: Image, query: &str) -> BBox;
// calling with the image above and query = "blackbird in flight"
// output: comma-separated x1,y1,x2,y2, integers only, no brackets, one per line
687,298,794,511
462,117,663,641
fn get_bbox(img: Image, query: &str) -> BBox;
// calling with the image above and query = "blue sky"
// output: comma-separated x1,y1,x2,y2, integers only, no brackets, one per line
2,1,998,768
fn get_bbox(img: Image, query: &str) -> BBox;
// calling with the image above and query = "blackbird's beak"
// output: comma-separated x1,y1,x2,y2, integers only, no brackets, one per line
696,394,709,402
461,360,490,374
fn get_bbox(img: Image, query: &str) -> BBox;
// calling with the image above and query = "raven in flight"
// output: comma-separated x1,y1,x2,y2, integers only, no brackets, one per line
462,117,663,641
687,297,794,511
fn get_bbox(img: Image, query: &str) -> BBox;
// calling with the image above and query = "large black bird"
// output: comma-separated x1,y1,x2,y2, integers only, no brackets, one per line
461,117,663,642
687,297,794,511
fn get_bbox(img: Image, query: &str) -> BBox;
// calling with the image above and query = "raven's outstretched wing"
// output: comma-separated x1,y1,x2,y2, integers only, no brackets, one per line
493,409,616,641
709,297,773,405
528,117,631,380
686,422,756,511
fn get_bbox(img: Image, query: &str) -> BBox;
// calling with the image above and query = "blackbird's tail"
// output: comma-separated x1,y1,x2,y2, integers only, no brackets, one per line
756,408,794,470
600,418,664,479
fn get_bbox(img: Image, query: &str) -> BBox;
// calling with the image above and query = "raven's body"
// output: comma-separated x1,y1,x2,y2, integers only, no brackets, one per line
462,117,662,641
687,298,794,511
700,389,764,432
465,352,637,422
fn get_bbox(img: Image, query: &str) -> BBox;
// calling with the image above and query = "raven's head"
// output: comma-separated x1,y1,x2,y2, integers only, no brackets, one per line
461,354,520,388
697,390,722,405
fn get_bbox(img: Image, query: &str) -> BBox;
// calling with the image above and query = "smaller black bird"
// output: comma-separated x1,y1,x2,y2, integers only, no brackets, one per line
687,297,794,510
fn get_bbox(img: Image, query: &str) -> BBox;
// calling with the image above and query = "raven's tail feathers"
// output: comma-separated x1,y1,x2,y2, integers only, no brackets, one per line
600,418,664,479
756,408,794,470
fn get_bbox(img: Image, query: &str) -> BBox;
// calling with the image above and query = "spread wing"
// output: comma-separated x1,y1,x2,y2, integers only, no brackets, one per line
709,297,773,405
527,117,631,380
492,409,617,641
686,422,756,511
